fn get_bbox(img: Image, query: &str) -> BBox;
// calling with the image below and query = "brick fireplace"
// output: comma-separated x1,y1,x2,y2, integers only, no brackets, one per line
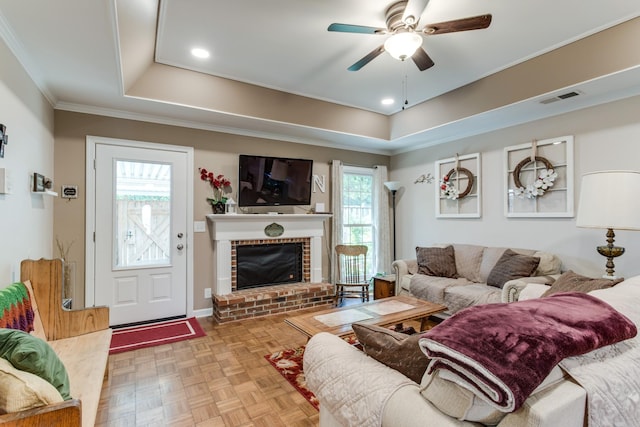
206,214,333,322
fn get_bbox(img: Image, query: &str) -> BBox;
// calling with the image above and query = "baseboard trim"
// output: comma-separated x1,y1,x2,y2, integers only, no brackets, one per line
193,307,213,318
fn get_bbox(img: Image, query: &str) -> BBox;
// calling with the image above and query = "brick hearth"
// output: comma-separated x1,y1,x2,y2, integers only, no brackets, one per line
213,282,334,323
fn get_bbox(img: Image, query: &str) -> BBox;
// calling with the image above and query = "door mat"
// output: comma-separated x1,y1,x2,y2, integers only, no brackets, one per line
109,317,206,354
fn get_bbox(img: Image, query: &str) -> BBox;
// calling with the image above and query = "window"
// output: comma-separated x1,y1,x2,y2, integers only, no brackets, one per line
342,166,374,278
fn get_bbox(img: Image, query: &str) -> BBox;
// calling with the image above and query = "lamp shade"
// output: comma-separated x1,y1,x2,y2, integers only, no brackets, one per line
384,32,422,61
384,181,401,192
576,170,640,230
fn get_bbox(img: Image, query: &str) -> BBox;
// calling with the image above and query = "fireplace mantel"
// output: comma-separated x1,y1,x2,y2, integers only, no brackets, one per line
206,214,331,295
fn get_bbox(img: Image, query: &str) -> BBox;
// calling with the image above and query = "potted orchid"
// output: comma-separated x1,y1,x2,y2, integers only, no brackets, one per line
199,167,232,214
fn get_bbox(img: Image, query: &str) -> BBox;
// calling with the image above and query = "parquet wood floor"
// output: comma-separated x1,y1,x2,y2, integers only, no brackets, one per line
96,307,325,427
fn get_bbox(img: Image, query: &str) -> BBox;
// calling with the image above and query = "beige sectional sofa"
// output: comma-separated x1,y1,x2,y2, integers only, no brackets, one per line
304,274,640,427
391,244,562,315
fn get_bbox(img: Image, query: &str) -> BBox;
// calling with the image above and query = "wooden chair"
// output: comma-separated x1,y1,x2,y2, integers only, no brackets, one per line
334,244,370,306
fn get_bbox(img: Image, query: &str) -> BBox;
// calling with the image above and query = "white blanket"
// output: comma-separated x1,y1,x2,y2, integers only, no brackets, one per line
560,282,640,427
303,332,414,427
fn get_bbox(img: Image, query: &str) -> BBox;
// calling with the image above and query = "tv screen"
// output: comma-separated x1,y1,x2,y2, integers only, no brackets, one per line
238,155,313,207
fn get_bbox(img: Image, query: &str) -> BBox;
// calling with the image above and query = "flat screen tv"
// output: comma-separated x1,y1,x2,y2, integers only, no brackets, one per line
238,155,313,207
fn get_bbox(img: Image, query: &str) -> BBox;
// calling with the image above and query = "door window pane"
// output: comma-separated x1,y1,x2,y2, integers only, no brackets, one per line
115,161,171,268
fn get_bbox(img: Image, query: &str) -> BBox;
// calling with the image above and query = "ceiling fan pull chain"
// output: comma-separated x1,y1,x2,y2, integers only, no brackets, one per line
402,73,408,110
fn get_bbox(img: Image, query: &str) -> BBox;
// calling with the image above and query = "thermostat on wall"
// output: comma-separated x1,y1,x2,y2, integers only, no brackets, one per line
61,185,78,199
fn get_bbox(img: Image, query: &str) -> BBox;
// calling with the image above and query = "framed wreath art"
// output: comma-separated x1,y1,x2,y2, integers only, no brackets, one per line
435,153,481,218
512,156,557,199
504,136,574,218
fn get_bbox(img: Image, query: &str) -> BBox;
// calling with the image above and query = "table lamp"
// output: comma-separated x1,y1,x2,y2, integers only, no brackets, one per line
576,170,640,279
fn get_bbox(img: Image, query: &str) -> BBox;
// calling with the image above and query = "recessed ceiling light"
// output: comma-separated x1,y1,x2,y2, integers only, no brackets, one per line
381,98,395,105
191,48,210,59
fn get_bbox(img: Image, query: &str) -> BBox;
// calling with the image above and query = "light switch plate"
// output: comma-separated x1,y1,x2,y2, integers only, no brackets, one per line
194,221,206,232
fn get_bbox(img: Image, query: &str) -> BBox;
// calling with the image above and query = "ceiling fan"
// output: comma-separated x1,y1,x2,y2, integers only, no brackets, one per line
328,0,492,71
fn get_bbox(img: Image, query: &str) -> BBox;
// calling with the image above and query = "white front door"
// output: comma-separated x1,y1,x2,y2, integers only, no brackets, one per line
91,141,189,326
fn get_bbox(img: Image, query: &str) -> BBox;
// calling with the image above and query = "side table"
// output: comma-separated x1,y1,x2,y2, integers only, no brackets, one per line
373,274,396,300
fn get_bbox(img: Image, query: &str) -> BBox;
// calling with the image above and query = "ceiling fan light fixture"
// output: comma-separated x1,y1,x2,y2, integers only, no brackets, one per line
384,32,422,61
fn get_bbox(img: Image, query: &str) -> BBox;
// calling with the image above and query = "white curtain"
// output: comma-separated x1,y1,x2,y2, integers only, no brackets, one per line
330,160,344,283
373,165,392,275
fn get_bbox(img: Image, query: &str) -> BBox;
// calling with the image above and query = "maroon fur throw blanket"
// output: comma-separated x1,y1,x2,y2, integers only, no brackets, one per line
419,292,637,412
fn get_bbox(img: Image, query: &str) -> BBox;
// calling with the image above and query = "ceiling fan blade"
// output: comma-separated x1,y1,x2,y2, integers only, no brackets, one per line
328,23,386,35
347,46,385,71
402,0,430,26
422,14,492,35
412,47,434,71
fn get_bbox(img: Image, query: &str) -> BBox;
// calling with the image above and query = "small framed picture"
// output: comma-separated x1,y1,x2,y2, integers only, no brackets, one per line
33,173,45,192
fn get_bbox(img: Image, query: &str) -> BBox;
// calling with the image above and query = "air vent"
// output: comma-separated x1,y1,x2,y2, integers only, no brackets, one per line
540,90,582,105
558,91,580,99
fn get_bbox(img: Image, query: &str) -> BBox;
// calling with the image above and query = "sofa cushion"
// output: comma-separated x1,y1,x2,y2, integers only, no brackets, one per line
541,271,623,297
532,251,562,276
486,249,540,288
410,275,473,305
352,323,428,383
0,329,71,400
452,244,485,283
0,357,63,414
444,284,502,314
416,246,458,278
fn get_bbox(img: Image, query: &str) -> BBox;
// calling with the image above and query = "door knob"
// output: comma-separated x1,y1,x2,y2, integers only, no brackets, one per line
177,232,184,238
177,244,184,250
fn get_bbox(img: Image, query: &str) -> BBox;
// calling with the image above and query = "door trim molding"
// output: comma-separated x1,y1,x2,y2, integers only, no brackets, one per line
85,135,195,318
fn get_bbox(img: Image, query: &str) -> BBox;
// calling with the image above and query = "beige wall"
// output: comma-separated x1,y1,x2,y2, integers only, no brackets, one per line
389,94,640,279
53,110,389,312
0,35,55,284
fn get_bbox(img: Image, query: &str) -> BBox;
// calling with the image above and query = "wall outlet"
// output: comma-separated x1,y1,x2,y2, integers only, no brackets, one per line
204,288,212,299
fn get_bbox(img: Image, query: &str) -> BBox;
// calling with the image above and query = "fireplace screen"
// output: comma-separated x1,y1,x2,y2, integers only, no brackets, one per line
236,242,303,290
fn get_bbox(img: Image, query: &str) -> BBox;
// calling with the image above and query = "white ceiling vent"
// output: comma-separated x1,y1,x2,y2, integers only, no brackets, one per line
540,91,582,104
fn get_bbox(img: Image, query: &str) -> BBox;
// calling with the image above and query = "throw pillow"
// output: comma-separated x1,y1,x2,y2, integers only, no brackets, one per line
0,357,63,413
416,245,458,278
541,271,623,297
0,329,71,400
486,249,540,288
352,323,428,383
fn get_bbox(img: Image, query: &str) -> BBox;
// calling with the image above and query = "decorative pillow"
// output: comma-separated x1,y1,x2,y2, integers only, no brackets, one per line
0,329,71,400
0,358,63,413
541,271,623,297
486,249,540,288
352,323,428,383
416,246,458,278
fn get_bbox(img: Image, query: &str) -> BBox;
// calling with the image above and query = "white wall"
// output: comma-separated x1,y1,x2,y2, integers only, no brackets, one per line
390,95,640,279
0,36,55,283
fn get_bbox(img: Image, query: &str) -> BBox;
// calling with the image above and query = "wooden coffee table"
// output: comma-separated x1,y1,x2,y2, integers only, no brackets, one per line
284,295,446,339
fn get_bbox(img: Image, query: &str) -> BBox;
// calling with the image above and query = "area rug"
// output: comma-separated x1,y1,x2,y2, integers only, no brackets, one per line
109,317,206,354
264,336,359,411
264,346,319,410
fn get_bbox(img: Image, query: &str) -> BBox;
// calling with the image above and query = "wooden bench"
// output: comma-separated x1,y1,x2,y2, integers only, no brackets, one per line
0,259,112,427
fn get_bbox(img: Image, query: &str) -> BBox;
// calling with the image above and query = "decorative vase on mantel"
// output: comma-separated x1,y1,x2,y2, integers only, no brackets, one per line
210,201,226,214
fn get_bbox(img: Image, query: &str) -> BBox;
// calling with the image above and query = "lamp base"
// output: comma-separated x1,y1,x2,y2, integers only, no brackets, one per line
596,228,625,279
